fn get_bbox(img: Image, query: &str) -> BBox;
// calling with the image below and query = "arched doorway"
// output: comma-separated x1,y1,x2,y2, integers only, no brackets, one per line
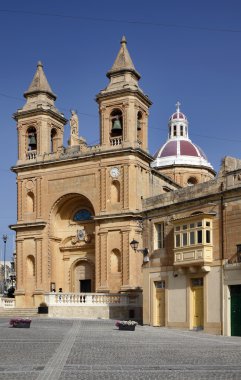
72,259,95,293
49,193,95,293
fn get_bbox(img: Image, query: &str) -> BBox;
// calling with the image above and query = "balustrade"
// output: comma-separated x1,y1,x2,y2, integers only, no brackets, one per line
110,137,122,146
45,292,140,307
26,150,37,160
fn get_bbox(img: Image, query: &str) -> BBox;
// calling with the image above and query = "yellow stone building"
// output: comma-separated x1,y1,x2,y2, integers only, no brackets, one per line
9,37,241,335
10,37,178,318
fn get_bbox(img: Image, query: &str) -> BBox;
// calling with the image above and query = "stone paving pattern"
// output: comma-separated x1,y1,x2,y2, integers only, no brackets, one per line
0,318,241,379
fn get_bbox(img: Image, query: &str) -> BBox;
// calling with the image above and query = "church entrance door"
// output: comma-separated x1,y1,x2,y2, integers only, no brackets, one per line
80,279,91,293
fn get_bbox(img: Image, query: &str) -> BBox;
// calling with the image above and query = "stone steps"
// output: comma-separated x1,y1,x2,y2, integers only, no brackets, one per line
0,308,40,318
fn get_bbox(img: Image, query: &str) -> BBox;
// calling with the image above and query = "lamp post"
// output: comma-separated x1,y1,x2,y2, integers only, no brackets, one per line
2,234,7,294
130,238,149,262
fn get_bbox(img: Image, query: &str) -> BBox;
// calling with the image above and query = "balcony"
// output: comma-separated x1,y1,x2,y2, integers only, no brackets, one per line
174,245,213,267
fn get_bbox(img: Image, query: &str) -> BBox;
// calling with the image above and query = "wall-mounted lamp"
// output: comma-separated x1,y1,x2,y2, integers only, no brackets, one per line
130,239,149,262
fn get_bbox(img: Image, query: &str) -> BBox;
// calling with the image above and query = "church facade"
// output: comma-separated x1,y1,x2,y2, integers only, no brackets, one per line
10,37,178,315
10,37,241,335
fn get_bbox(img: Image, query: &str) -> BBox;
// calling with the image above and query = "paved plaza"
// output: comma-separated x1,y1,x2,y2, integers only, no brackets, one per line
0,318,241,379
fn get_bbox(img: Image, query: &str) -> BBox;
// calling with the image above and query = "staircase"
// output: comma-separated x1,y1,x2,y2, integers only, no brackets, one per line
0,307,40,318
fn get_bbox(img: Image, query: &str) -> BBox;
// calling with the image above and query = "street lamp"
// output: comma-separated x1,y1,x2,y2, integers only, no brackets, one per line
130,238,149,262
2,234,7,294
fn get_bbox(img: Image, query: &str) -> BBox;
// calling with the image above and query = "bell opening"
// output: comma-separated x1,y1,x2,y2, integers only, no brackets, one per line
27,127,37,151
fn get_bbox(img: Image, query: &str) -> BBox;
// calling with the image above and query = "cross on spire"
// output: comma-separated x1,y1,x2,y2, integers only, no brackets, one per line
176,101,181,112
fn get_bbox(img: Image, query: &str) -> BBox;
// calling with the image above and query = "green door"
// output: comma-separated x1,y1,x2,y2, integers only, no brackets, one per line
231,285,241,336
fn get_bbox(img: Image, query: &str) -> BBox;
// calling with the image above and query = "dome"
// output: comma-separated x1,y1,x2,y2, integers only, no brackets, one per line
151,102,213,170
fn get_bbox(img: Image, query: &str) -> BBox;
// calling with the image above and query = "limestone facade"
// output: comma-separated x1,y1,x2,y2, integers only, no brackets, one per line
11,37,179,308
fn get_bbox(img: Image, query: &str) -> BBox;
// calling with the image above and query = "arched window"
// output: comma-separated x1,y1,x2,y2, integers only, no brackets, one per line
180,125,183,136
26,192,34,213
73,209,92,221
173,125,177,136
187,177,198,186
111,181,120,203
110,109,123,137
51,129,58,153
137,111,143,142
27,127,37,151
27,255,35,277
111,249,121,272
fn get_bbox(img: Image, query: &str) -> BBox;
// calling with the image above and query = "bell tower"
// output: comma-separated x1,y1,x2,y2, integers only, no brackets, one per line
96,36,152,151
14,61,67,162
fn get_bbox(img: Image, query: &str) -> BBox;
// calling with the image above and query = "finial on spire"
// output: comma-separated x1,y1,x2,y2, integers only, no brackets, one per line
121,35,127,45
37,61,43,67
176,101,181,112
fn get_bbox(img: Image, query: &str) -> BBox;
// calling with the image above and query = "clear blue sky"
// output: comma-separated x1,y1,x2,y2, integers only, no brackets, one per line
0,0,241,259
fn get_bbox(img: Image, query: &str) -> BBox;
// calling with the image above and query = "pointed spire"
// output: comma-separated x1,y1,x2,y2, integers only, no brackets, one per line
24,61,56,100
107,36,140,79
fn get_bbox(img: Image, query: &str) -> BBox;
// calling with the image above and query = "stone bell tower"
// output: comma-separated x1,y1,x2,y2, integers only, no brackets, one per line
96,36,151,151
14,61,67,163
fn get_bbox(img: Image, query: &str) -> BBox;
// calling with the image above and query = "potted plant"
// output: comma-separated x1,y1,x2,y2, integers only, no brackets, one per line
115,320,137,331
38,302,48,314
9,318,31,328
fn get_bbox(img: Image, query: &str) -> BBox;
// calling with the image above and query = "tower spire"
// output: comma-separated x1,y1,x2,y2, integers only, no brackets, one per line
24,61,56,100
107,36,140,80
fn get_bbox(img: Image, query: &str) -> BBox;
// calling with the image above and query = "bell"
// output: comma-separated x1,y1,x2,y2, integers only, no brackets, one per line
29,134,37,147
111,118,122,132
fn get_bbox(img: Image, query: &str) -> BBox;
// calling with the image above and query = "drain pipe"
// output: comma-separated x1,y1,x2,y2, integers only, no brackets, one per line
220,182,224,335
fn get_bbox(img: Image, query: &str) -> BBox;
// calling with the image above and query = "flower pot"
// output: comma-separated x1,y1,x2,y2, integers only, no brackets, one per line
38,306,48,314
119,325,135,331
10,319,31,328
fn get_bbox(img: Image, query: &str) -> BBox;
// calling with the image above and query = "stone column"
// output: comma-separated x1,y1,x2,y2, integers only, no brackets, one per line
35,238,43,290
97,231,109,292
121,230,131,290
17,180,23,221
15,239,24,291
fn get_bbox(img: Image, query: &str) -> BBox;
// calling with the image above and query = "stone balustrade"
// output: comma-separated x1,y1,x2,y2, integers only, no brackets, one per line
45,292,141,307
110,137,122,146
0,297,16,308
26,150,37,160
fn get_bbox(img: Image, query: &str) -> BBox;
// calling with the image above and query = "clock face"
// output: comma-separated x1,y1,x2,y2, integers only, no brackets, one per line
110,167,120,178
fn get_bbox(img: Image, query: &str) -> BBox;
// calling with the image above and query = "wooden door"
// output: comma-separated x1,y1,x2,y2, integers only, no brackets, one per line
192,287,204,328
153,288,165,326
231,285,241,336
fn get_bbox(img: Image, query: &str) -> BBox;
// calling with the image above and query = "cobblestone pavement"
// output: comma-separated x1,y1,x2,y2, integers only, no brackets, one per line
0,318,241,379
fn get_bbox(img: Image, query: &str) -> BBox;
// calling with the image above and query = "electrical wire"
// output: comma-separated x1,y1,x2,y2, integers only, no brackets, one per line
0,9,240,34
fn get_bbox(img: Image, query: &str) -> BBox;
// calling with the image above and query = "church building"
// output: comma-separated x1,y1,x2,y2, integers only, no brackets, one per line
9,37,241,335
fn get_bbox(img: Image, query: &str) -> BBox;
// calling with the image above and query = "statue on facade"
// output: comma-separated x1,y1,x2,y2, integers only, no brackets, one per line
70,110,79,136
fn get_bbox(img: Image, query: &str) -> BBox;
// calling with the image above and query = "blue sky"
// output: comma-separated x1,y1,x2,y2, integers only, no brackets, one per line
0,0,241,258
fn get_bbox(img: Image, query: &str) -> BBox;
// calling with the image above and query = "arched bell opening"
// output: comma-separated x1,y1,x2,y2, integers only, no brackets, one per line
110,108,123,137
137,111,143,143
50,128,58,153
27,127,37,151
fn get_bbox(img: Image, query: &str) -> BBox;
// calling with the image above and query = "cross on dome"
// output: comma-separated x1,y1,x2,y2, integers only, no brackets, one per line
176,101,181,112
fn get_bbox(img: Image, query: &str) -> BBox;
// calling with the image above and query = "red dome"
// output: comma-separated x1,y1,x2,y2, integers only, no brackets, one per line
157,140,207,160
